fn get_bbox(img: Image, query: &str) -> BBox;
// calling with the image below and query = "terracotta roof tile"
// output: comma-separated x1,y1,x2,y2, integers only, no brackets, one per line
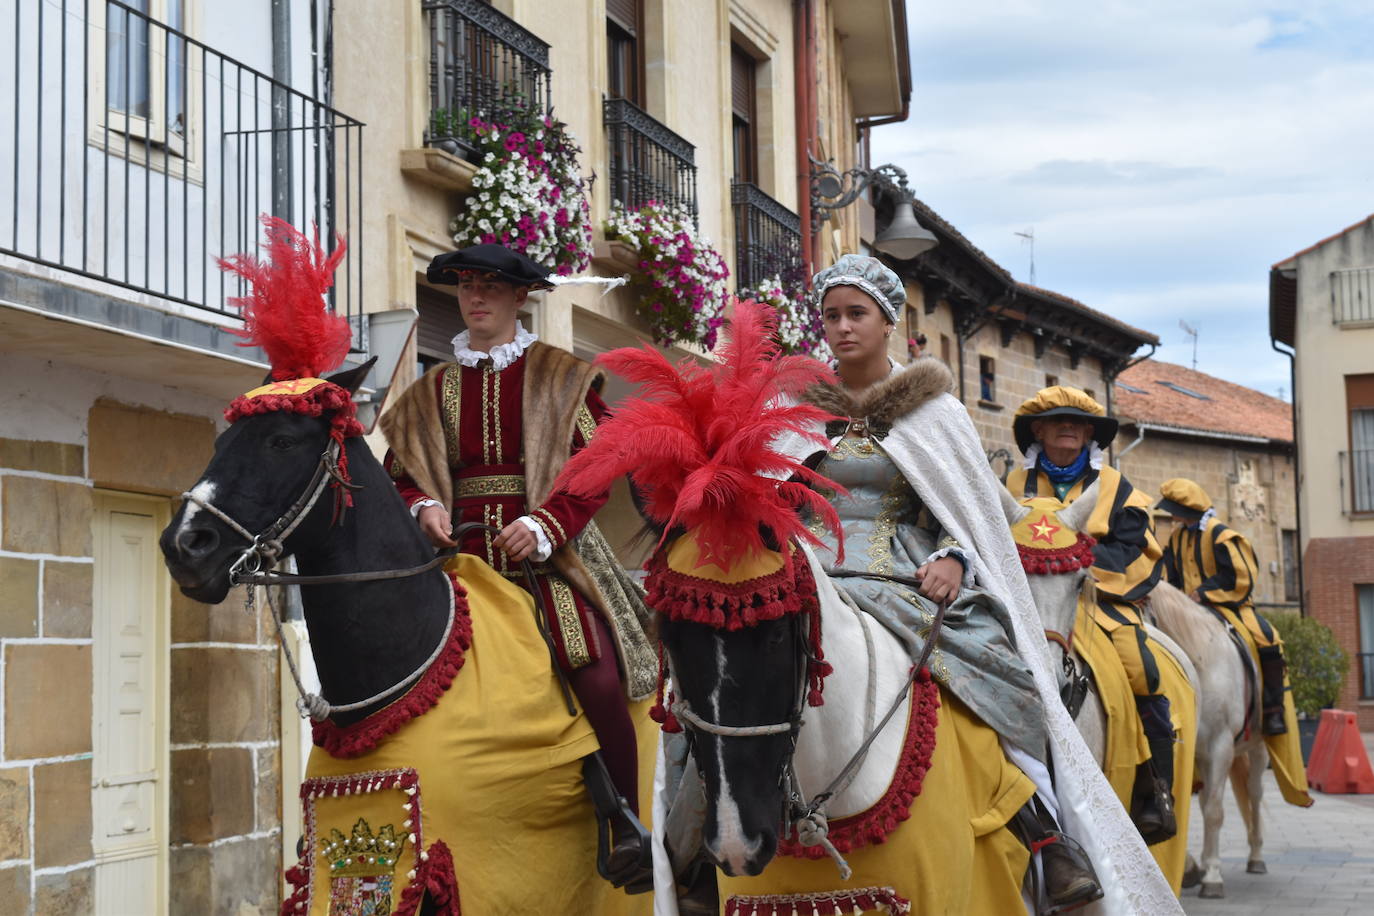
1115,359,1292,443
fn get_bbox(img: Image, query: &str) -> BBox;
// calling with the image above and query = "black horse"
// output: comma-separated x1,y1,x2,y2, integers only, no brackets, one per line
159,363,651,914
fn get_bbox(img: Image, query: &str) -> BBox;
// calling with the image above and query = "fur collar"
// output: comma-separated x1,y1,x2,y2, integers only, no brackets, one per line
803,358,954,428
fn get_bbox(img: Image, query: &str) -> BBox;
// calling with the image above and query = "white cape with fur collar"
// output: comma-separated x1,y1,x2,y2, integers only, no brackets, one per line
771,358,1182,916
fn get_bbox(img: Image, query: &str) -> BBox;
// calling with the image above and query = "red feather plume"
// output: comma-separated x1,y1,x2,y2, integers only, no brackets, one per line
554,299,844,567
218,215,351,380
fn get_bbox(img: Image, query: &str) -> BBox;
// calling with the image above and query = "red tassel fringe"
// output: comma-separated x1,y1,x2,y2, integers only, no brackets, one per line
724,886,911,915
311,573,473,758
1017,532,1097,576
280,861,309,915
644,554,809,631
778,669,940,857
393,840,461,916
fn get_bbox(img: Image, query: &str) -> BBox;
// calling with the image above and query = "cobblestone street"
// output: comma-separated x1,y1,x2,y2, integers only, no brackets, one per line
1180,734,1374,916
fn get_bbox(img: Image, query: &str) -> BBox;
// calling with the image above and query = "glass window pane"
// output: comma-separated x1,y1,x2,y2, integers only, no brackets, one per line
107,0,151,118
1359,584,1374,698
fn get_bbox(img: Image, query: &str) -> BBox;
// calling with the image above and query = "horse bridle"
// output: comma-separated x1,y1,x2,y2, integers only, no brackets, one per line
1045,623,1092,721
666,569,949,879
179,441,577,720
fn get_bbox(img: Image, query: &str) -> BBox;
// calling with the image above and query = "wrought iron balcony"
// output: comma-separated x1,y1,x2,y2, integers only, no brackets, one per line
603,97,698,223
731,181,803,292
423,0,552,157
1,0,364,326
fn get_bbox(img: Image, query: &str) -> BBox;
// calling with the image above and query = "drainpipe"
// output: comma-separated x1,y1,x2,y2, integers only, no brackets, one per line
793,0,815,276
271,0,293,219
1272,336,1303,615
1104,341,1155,466
1115,425,1146,460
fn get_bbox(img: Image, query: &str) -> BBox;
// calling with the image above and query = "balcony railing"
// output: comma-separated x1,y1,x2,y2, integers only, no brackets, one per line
1,0,364,327
1332,267,1374,325
604,97,697,224
731,181,803,292
423,0,551,157
1360,653,1374,700
1340,449,1374,515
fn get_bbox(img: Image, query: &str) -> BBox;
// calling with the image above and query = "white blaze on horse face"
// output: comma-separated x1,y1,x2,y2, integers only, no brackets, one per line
708,632,762,874
178,478,217,532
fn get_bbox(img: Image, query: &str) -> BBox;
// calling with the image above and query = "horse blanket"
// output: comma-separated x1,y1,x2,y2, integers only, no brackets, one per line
284,553,654,915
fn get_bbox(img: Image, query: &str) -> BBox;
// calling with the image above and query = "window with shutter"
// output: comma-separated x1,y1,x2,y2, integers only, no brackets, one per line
416,285,465,376
1347,374,1374,512
607,0,643,105
731,43,757,183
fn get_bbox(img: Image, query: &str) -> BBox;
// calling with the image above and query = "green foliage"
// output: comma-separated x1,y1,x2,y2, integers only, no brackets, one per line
1268,611,1349,718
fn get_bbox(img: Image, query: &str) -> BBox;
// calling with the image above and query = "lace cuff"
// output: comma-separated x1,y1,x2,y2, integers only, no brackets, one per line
517,515,554,563
926,545,978,589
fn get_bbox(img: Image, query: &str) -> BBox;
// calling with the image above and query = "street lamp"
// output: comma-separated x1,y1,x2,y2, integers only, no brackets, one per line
809,158,938,260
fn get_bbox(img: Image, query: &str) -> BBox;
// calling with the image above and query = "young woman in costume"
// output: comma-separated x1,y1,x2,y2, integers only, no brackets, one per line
773,255,1107,912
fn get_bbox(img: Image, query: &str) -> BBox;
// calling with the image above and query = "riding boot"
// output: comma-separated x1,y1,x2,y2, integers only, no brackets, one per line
1131,695,1177,845
1010,797,1103,914
583,754,653,893
1258,645,1289,735
674,856,720,916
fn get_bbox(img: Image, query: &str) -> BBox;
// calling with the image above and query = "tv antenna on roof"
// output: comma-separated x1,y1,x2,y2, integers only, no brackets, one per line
1179,319,1199,370
1014,227,1036,285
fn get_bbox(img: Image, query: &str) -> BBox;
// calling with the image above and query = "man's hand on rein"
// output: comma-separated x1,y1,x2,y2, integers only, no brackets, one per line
418,505,457,549
493,520,537,563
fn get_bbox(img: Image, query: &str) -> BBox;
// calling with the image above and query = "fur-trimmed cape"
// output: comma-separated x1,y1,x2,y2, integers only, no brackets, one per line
771,356,1186,914
801,357,954,432
379,341,657,700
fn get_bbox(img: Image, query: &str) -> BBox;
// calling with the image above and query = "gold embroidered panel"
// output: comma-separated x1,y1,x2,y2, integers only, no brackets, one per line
455,475,527,498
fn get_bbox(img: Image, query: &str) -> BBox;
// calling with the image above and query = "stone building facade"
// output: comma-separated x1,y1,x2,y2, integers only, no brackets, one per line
1272,215,1374,728
0,2,350,911
1112,359,1298,610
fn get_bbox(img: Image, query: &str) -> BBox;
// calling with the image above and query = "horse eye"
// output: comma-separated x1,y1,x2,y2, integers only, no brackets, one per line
269,435,298,452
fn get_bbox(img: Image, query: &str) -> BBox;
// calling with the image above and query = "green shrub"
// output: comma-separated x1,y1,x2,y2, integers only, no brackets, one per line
1268,611,1349,718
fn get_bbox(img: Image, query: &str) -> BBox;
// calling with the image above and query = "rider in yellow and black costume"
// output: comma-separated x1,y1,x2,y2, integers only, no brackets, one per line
1158,478,1288,735
1006,386,1177,845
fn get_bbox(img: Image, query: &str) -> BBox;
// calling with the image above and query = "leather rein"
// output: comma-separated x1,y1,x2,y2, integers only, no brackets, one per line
181,445,576,720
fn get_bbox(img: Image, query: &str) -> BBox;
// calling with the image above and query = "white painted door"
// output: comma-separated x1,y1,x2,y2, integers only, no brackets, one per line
92,492,170,916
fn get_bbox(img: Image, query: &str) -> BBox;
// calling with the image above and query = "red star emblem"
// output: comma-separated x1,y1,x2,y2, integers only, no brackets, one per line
1029,514,1061,545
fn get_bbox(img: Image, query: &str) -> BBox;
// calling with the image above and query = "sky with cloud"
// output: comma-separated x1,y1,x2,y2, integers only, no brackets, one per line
871,0,1374,399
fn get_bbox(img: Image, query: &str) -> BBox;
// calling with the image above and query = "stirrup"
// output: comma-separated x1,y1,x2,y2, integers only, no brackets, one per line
582,753,652,893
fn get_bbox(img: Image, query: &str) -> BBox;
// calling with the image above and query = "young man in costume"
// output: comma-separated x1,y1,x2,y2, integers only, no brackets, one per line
378,244,655,880
1006,388,1178,844
1158,478,1288,735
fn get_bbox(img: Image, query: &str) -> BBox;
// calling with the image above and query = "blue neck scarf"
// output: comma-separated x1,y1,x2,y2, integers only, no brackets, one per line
1037,446,1091,484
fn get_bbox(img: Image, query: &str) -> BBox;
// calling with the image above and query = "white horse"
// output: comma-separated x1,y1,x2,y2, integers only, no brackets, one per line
1000,484,1200,893
1147,583,1269,898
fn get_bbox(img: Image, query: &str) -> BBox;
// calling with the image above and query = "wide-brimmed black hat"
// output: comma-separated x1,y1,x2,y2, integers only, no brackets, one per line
1012,386,1119,454
427,244,554,290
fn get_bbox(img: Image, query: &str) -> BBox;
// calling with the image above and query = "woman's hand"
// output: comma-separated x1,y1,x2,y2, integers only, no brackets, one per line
914,555,963,605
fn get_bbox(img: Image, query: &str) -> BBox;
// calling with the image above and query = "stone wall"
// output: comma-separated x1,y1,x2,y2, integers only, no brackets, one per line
1303,537,1374,731
1118,432,1299,608
0,377,283,914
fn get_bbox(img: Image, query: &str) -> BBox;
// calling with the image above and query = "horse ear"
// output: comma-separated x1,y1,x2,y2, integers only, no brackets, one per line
326,357,378,396
998,484,1031,524
1059,480,1099,532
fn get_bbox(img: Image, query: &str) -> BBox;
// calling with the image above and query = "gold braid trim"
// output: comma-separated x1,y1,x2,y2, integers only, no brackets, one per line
575,403,598,443
549,576,591,668
441,366,462,468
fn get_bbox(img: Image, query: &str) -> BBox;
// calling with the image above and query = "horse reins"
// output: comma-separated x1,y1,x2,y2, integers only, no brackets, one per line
182,454,577,720
666,566,949,880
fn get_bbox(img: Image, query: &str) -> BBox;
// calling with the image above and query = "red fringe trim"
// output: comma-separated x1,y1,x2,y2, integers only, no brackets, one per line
1017,532,1097,576
280,860,309,915
725,886,911,915
644,553,809,630
311,573,473,758
394,840,461,916
777,669,940,857
647,558,831,731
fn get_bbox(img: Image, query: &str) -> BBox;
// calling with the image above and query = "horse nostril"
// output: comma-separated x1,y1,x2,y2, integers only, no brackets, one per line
176,527,219,558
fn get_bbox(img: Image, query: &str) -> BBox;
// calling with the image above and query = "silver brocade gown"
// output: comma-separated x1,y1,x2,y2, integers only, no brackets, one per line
807,436,1049,760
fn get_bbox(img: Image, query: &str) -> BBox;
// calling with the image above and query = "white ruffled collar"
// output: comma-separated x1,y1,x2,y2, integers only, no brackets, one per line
451,322,538,370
